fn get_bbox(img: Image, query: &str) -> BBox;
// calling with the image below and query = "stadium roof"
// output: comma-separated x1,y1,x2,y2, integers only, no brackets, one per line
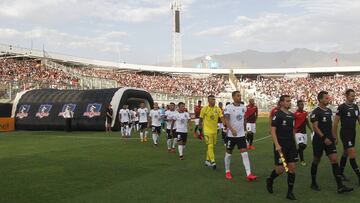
1,43,360,75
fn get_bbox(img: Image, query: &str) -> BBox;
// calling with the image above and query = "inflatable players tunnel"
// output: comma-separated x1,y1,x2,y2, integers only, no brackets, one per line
12,88,153,131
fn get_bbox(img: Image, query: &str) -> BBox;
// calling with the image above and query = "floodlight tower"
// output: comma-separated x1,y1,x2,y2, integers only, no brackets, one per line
171,0,182,67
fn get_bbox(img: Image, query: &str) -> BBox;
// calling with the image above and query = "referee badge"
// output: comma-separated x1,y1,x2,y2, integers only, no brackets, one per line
322,117,327,122
282,120,287,126
347,112,351,117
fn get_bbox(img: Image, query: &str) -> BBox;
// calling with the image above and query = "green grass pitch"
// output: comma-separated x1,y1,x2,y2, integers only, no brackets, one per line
0,118,360,203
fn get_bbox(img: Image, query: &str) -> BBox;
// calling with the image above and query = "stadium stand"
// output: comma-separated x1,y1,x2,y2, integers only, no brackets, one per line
239,75,360,111
1,44,360,112
0,58,229,97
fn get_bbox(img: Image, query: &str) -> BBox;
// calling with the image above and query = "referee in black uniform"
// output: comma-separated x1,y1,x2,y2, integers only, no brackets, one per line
333,89,360,184
310,91,353,193
266,95,297,200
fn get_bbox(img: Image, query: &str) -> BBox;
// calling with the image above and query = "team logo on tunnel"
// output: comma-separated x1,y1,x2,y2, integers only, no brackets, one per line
83,103,102,118
36,104,52,119
16,105,31,119
59,104,77,116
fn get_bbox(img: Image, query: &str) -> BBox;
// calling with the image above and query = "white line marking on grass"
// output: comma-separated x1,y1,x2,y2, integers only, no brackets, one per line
253,135,271,143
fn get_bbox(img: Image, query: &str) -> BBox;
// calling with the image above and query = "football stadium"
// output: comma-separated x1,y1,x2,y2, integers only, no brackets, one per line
1,0,360,202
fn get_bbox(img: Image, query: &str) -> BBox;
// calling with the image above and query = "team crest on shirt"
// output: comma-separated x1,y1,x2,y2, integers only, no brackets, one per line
236,115,243,121
36,104,52,119
154,111,160,119
83,103,102,118
59,104,77,116
16,105,31,119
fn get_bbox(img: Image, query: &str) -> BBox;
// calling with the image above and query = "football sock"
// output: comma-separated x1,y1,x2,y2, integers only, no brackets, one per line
225,152,232,172
241,152,251,176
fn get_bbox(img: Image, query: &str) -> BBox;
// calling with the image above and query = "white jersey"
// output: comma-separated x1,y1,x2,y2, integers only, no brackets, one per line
224,103,247,138
130,110,136,122
150,109,162,127
134,111,139,122
137,108,148,123
173,111,190,133
63,109,74,118
165,110,177,130
119,109,130,123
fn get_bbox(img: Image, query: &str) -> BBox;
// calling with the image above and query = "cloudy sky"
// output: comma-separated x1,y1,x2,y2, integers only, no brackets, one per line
0,0,359,65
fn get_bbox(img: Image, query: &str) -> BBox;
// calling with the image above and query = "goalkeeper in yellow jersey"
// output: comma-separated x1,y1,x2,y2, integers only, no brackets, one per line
199,95,225,170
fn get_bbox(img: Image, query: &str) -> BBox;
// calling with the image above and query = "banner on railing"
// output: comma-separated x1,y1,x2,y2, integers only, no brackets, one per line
0,118,15,132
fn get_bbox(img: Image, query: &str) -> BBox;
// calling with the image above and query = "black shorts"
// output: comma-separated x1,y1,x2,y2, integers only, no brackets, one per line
312,135,337,158
152,126,161,134
225,136,247,150
177,132,188,143
274,140,298,166
106,118,112,124
166,129,176,139
121,122,129,127
139,122,148,130
340,130,356,149
222,132,227,143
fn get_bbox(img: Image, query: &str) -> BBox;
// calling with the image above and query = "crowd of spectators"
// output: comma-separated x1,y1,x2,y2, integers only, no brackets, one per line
3,58,359,104
0,58,79,91
72,67,228,96
0,59,228,98
242,76,360,106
